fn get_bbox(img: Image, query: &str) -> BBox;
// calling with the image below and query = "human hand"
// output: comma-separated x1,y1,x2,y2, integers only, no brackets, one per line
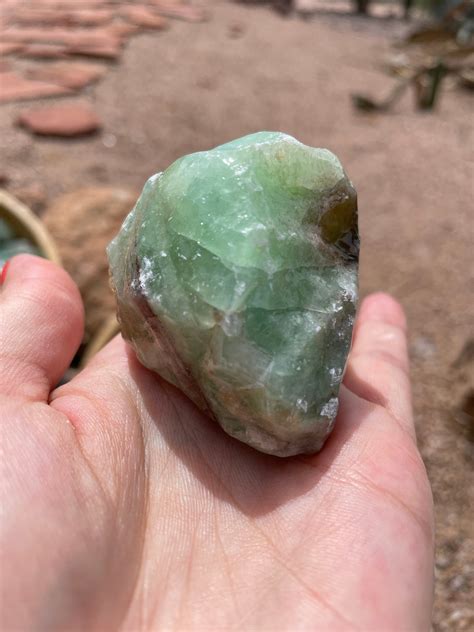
0,255,434,631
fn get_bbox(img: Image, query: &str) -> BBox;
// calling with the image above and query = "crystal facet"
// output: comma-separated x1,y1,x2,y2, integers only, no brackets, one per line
108,132,359,456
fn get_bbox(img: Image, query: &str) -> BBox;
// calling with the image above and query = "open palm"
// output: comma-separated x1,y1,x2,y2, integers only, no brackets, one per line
1,255,434,631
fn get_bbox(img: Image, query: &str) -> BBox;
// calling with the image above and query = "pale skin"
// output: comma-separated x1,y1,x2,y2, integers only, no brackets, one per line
1,255,434,631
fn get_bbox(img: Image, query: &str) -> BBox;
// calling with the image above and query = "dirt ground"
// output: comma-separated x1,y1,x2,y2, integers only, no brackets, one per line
1,1,473,628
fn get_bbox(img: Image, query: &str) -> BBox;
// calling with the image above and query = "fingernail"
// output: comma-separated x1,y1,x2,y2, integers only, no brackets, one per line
0,259,10,285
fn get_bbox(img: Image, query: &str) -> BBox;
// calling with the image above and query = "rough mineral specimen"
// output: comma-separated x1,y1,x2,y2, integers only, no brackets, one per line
108,132,359,456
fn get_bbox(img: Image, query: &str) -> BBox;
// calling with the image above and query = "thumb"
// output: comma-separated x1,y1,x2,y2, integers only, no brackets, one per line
343,292,414,438
0,255,84,402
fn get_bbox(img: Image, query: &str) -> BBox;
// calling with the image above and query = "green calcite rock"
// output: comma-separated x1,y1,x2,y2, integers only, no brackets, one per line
108,132,359,456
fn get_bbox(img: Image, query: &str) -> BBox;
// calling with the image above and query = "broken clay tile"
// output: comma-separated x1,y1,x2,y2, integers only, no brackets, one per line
119,5,168,29
0,71,73,103
11,9,113,28
20,43,68,59
18,101,101,137
150,0,207,22
22,0,106,6
66,42,121,61
1,27,122,49
0,42,24,56
26,62,106,90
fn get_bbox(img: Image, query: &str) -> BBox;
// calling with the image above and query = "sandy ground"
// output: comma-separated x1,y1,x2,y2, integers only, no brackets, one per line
1,1,473,628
